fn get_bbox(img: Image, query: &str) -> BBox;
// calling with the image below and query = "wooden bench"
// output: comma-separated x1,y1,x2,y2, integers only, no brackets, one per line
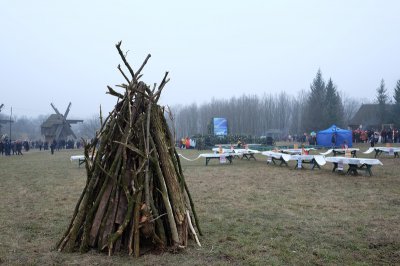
325,157,383,176
199,153,234,166
290,155,326,170
261,151,291,166
363,147,400,158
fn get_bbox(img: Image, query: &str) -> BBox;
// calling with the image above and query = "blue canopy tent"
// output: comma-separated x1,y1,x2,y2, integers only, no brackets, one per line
317,125,353,148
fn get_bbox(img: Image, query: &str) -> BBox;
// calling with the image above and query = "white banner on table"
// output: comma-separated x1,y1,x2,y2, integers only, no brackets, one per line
297,158,302,169
220,155,226,164
338,160,344,171
267,156,272,163
389,148,394,156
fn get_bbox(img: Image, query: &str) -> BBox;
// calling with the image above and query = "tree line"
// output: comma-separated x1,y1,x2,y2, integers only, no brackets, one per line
171,70,400,139
1,70,399,141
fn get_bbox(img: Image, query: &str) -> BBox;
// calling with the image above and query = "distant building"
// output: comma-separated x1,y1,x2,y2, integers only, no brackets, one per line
349,104,395,130
41,103,83,143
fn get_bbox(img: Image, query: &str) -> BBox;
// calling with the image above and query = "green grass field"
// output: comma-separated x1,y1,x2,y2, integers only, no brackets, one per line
0,144,399,265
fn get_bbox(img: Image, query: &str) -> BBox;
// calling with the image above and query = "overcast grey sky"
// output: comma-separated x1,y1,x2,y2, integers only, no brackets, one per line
1,0,399,119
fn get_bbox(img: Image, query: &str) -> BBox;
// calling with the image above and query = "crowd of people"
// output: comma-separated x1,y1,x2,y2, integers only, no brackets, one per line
180,137,196,149
352,128,400,145
0,137,84,156
0,139,31,156
284,128,400,146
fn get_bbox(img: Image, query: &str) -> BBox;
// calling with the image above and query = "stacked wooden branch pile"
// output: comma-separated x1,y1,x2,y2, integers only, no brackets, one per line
57,42,201,257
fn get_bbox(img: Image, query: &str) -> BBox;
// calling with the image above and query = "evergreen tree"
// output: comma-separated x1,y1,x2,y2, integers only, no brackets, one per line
393,79,400,126
376,79,388,104
324,78,344,127
303,69,326,131
393,80,400,104
376,79,388,125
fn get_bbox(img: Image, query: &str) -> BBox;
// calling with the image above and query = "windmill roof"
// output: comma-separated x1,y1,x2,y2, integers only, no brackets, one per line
41,114,64,128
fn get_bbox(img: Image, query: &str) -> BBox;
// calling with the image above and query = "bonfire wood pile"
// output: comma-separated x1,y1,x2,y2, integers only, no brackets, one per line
57,42,201,257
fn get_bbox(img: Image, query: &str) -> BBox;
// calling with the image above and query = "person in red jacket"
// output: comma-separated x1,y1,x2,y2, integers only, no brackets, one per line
185,137,190,149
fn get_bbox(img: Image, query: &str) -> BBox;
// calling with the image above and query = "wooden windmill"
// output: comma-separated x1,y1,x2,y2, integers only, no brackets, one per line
41,102,83,143
0,104,14,137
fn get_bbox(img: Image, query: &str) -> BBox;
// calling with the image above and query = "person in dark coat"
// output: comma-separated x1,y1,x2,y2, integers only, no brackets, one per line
50,140,56,155
331,133,336,148
5,140,11,156
16,140,23,155
370,135,375,147
11,141,16,155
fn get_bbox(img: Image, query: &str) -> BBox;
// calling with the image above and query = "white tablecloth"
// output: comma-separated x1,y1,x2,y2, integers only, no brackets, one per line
325,156,382,165
280,148,316,155
178,153,234,161
363,147,400,154
200,153,234,158
211,148,260,154
320,148,359,156
261,151,291,162
290,154,326,166
70,155,85,161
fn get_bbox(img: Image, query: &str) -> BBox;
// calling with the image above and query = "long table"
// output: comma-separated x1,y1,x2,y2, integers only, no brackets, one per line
325,156,382,176
363,147,400,158
261,152,326,169
290,154,326,169
211,148,260,160
320,148,359,158
70,155,86,167
234,149,260,160
279,148,316,155
200,153,234,166
261,151,291,166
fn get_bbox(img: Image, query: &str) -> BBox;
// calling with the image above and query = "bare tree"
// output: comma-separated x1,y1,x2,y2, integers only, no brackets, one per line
75,114,101,139
341,94,362,127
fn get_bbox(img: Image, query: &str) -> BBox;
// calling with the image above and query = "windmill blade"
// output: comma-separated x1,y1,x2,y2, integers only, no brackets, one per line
66,119,84,124
54,124,64,140
64,102,72,118
51,103,61,115
65,124,77,139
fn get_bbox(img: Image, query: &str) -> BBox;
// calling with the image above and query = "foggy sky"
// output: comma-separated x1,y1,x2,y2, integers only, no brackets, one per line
1,0,400,119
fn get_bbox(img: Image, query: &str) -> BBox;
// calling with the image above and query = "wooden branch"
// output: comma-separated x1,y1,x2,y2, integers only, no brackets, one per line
158,71,169,91
113,141,145,158
115,84,128,89
150,137,180,245
99,105,103,126
144,101,152,211
184,180,202,236
107,186,134,254
153,79,170,102
117,64,131,84
133,190,143,257
152,72,169,101
116,41,135,80
135,54,151,78
107,86,124,99
186,210,201,247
